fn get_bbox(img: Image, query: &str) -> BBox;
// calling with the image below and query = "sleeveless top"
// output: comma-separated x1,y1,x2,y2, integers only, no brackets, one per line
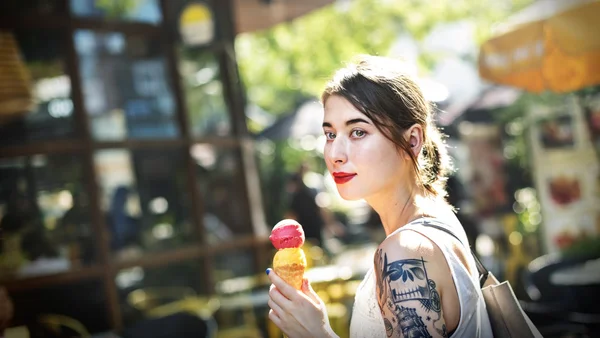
349,217,493,338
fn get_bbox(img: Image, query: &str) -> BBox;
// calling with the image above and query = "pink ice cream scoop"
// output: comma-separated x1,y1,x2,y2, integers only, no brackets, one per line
269,219,305,249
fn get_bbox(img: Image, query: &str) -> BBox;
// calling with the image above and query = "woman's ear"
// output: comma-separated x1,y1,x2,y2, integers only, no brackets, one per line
405,124,424,158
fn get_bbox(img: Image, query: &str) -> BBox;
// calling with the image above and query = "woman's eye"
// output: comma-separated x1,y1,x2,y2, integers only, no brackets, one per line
325,132,336,140
351,130,366,138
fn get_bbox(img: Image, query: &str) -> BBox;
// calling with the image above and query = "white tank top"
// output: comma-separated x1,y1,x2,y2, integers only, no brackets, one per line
349,217,493,338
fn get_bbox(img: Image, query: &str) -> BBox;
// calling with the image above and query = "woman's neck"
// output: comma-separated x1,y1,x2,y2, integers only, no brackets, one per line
366,183,430,237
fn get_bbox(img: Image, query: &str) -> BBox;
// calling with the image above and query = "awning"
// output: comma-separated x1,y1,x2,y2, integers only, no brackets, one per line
233,0,334,34
478,0,600,93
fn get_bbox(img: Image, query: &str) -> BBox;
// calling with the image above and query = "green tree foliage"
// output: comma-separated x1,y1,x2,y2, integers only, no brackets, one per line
96,0,138,18
236,0,533,119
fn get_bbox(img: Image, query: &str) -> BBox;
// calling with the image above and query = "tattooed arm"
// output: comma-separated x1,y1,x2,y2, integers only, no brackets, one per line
374,230,457,338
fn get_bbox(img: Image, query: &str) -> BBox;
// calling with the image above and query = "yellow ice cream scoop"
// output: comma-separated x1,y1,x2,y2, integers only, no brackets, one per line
273,248,306,290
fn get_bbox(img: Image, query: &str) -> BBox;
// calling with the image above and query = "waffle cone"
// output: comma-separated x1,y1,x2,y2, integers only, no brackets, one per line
273,263,306,290
272,248,306,290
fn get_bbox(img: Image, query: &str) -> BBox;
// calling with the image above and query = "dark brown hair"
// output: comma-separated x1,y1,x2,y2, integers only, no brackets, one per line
321,55,452,198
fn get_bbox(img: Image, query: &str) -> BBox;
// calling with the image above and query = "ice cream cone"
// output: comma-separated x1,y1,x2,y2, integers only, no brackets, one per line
273,248,306,290
274,263,306,290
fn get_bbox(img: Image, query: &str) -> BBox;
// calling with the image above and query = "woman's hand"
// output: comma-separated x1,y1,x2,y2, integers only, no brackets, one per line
266,269,337,338
0,287,14,333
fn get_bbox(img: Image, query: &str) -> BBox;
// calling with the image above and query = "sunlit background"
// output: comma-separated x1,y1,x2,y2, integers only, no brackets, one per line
0,0,599,337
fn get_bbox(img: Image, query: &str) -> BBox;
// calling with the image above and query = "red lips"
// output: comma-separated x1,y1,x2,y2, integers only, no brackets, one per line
332,172,356,184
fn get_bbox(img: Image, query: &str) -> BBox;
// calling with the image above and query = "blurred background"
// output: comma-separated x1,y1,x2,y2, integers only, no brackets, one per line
0,0,599,337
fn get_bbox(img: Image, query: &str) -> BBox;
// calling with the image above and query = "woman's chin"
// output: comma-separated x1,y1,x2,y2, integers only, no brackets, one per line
337,189,363,201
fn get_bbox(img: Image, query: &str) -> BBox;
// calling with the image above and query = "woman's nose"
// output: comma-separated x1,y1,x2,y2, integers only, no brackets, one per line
328,138,347,165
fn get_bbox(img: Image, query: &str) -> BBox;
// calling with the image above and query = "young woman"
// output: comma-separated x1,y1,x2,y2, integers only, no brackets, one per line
266,55,493,338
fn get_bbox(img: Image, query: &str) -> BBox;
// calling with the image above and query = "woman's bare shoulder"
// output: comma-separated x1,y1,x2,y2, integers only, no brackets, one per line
376,228,446,269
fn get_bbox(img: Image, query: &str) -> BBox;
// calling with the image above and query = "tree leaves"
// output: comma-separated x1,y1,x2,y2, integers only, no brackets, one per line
236,0,534,122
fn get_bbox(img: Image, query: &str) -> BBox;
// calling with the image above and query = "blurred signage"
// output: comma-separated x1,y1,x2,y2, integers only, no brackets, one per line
460,123,510,218
529,96,600,253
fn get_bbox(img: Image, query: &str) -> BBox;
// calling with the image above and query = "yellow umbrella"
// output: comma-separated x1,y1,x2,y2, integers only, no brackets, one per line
479,0,600,93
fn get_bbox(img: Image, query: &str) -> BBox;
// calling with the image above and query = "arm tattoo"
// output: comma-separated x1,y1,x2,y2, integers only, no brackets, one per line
375,249,449,337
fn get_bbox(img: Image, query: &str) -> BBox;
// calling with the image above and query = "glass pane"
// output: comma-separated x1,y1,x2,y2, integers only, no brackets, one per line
0,0,65,16
70,0,162,24
117,259,207,327
75,30,179,140
213,248,255,284
0,155,95,281
10,280,110,334
94,148,195,260
191,144,252,243
0,29,74,145
178,49,231,137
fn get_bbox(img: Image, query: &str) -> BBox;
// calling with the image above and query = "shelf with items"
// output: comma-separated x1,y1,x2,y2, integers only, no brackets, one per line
2,235,271,294
3,265,104,292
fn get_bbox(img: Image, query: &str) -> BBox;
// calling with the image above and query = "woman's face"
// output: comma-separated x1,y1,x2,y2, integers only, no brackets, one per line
322,95,410,201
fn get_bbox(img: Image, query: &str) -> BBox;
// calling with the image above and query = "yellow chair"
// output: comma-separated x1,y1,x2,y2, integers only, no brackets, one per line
37,314,90,338
127,287,220,320
215,293,263,338
128,287,262,338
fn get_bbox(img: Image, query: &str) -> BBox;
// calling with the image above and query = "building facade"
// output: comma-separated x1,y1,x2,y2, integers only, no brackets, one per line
0,0,280,334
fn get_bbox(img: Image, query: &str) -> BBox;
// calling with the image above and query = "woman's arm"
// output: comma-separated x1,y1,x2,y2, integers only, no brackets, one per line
374,230,452,338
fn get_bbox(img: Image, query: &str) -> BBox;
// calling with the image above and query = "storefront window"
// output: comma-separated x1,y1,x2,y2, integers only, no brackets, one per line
2,0,261,334
213,248,254,283
178,49,231,137
75,30,179,140
191,144,252,242
70,0,162,25
0,29,74,145
93,148,195,261
0,154,94,280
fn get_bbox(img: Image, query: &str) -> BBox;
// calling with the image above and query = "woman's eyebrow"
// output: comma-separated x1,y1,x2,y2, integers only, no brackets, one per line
346,118,371,126
322,118,371,128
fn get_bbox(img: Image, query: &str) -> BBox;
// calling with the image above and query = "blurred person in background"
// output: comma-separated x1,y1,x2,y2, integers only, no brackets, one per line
107,186,141,252
284,166,325,248
0,287,13,336
267,55,492,338
0,188,57,274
